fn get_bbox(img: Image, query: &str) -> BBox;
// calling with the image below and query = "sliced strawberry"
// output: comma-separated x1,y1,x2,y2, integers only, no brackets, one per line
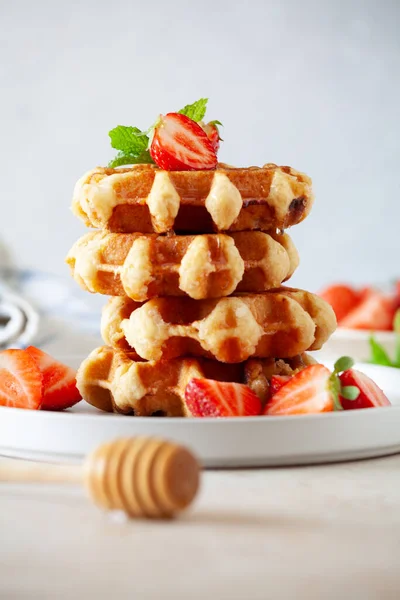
318,284,361,323
201,122,220,153
339,369,391,409
264,364,333,416
26,346,81,411
150,113,217,171
185,378,261,417
269,375,291,397
0,349,43,409
340,292,395,331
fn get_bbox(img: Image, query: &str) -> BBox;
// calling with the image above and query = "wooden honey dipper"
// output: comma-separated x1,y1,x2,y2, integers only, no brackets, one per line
0,437,201,519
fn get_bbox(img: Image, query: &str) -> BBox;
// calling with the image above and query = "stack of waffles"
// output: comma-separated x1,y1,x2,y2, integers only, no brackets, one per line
67,163,336,416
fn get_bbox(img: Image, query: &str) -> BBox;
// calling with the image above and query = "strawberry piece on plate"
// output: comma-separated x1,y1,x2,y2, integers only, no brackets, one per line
264,364,334,416
0,349,43,409
185,378,261,417
339,369,391,409
150,113,218,171
318,284,361,323
201,121,220,152
340,291,395,331
269,375,291,397
26,346,81,411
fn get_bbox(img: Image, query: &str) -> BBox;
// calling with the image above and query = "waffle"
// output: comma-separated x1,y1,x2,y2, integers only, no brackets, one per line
101,288,336,363
72,163,314,234
66,230,299,301
77,346,317,416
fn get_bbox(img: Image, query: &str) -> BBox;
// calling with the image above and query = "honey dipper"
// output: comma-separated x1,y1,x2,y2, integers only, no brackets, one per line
0,437,200,518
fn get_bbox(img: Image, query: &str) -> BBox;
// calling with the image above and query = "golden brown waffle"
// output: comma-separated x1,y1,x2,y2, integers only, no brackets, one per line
72,163,313,234
77,346,317,416
66,230,299,301
101,288,336,363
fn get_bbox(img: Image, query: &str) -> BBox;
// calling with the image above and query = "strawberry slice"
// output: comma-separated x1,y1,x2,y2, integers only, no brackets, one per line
340,291,395,330
264,364,333,416
201,122,220,152
185,378,261,417
339,369,391,409
269,375,291,397
318,284,361,323
0,349,43,409
150,113,218,171
26,346,81,411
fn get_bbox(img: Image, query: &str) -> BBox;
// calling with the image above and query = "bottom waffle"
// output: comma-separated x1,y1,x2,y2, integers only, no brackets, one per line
77,346,317,417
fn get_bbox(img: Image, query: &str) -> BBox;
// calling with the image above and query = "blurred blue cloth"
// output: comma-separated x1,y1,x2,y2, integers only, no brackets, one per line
0,269,102,361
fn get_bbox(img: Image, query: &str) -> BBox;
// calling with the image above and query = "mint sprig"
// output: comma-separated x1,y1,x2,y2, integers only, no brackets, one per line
108,149,153,168
109,126,149,155
328,356,360,410
368,309,400,368
178,98,208,122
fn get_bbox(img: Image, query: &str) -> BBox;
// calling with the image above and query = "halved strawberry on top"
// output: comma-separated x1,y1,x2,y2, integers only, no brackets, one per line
185,378,261,417
26,346,81,411
0,349,43,409
150,113,218,171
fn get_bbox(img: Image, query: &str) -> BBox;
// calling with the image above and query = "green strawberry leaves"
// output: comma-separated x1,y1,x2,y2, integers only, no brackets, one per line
340,385,360,400
328,355,360,410
108,98,221,167
368,309,400,368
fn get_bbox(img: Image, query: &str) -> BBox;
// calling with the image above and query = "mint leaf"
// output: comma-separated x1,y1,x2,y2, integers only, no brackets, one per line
108,149,153,168
341,385,360,401
368,336,393,367
178,98,208,122
109,126,149,154
333,356,354,374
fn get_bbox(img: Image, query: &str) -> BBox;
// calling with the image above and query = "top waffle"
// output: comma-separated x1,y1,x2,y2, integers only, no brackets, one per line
72,163,314,234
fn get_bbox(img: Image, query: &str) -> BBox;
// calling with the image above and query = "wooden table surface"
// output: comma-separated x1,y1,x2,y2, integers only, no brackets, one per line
1,455,400,600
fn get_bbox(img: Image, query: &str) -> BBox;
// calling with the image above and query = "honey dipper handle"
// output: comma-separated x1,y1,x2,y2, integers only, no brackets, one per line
0,460,83,484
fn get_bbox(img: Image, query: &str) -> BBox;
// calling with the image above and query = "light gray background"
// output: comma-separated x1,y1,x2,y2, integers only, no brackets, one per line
1,0,399,293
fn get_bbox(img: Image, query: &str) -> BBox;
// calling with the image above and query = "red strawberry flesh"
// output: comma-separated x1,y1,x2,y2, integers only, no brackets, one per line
185,378,261,417
26,346,81,411
150,113,217,171
0,349,43,409
339,369,391,410
269,375,291,397
264,364,333,416
318,284,361,323
339,292,395,331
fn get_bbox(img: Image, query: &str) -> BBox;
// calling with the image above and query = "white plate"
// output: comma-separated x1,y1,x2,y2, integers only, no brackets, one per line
321,328,396,363
1,362,400,468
